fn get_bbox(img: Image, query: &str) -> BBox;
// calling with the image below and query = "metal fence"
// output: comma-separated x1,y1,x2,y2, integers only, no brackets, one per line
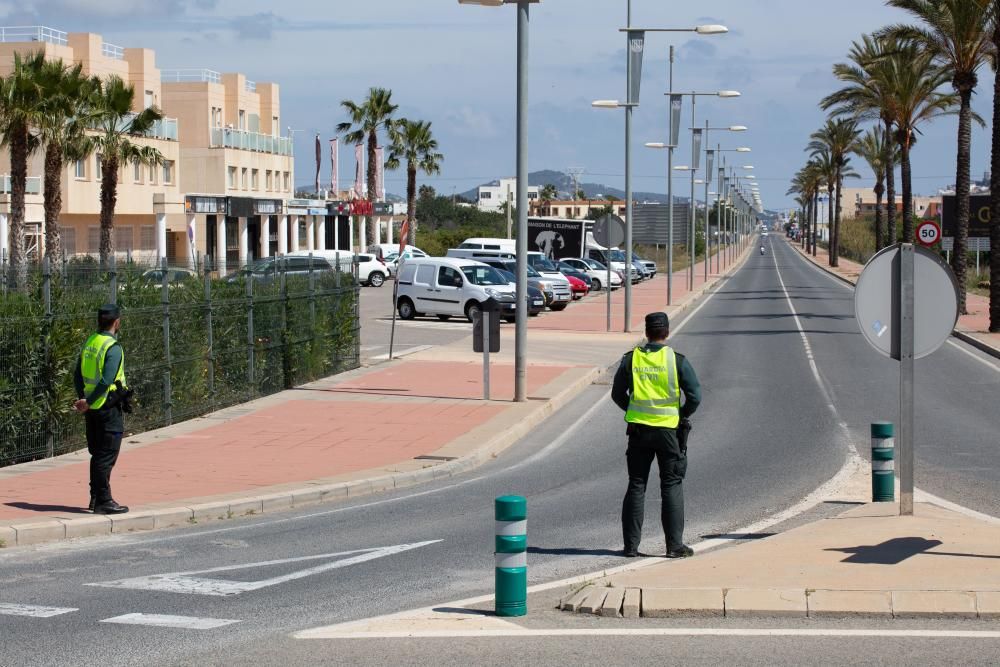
0,255,360,467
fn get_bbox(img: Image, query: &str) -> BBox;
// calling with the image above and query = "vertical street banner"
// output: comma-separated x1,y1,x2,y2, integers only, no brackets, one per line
627,30,645,106
330,138,338,195
669,94,683,147
374,147,385,201
314,134,321,195
692,129,703,171
706,149,715,178
353,144,365,199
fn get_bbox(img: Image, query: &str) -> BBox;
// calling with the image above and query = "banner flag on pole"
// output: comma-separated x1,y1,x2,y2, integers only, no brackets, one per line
314,134,321,195
669,94,683,146
374,147,385,201
692,129,703,171
353,144,365,199
626,30,645,105
330,138,338,195
706,149,715,177
398,218,409,256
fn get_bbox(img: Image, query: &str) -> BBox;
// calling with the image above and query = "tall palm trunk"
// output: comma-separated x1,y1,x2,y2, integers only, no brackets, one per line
827,187,834,264
406,162,417,247
812,190,819,256
366,130,378,247
7,123,29,288
832,174,843,267
874,180,885,252
900,134,914,243
99,155,119,265
43,142,64,263
952,87,974,315
884,117,897,244
991,4,1000,333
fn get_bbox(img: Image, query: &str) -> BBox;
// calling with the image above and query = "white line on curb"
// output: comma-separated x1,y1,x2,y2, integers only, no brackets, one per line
0,603,77,618
100,613,240,630
308,627,1000,640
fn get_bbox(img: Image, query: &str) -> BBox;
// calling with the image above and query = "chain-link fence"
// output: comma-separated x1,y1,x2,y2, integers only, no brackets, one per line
0,254,360,467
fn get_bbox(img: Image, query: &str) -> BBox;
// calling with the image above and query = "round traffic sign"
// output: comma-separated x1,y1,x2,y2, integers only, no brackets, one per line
593,214,625,248
854,244,959,360
916,220,941,247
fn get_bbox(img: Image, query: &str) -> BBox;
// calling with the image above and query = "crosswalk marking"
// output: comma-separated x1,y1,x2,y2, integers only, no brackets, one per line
0,603,78,618
100,613,240,630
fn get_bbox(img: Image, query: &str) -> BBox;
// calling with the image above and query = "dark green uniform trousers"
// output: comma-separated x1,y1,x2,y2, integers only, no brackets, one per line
622,423,687,552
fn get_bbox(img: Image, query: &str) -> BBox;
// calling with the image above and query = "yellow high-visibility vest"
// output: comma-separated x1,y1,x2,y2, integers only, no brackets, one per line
624,346,680,428
80,333,126,410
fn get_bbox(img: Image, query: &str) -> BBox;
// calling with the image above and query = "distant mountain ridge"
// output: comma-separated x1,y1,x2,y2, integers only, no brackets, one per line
459,169,673,204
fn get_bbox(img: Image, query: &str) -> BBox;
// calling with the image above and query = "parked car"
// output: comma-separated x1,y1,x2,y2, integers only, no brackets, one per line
286,249,354,272
556,261,595,291
227,255,334,284
383,247,429,276
140,267,198,284
477,257,571,310
565,274,590,299
525,252,573,311
631,257,650,281
395,257,517,323
560,257,623,291
637,257,657,276
495,269,546,317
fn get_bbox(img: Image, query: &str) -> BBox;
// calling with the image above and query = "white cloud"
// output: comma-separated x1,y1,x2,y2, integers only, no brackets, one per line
445,106,498,138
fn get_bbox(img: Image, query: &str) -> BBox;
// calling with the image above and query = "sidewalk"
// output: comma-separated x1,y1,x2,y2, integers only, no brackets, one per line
791,241,1000,357
561,501,1000,619
0,246,754,548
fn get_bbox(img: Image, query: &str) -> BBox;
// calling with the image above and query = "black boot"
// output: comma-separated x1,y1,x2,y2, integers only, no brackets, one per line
94,500,129,515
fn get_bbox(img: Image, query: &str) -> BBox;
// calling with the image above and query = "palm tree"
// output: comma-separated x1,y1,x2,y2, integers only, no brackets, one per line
881,42,958,243
0,51,44,286
884,0,992,315
336,88,398,247
35,58,93,263
810,118,861,267
539,184,558,216
853,126,896,252
88,75,164,265
823,34,901,248
386,118,443,247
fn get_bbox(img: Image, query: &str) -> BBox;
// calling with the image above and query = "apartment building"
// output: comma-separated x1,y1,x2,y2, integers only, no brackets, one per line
0,26,310,273
477,178,539,212
530,199,627,219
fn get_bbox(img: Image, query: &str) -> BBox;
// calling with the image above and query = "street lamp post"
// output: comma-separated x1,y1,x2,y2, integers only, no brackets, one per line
458,0,538,403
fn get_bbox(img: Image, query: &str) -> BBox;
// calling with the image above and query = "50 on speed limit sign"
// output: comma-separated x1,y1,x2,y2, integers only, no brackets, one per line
916,220,941,247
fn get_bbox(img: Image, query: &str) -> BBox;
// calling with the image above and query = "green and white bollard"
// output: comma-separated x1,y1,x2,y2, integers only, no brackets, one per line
495,495,527,617
871,422,895,502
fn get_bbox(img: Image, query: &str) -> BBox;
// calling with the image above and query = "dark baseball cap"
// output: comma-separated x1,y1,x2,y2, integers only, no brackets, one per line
645,311,669,329
98,304,121,320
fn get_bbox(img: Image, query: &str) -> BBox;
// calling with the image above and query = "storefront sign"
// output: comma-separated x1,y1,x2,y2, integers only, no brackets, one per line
185,196,228,215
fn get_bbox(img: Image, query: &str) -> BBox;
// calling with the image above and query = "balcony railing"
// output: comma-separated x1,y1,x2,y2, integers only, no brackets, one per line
0,26,67,46
0,176,42,195
102,41,124,60
210,127,293,156
245,80,257,93
111,113,178,141
161,68,222,84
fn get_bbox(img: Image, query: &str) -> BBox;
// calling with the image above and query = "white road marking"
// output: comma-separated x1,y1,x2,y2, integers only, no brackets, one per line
88,540,441,596
915,488,1000,524
0,603,77,618
945,338,1000,374
308,627,1000,640
100,613,240,630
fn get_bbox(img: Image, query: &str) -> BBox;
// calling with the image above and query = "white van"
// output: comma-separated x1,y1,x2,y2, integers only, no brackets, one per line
396,257,518,323
456,238,517,254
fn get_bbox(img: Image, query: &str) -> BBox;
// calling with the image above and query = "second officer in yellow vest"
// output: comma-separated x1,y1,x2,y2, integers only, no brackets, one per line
612,311,701,558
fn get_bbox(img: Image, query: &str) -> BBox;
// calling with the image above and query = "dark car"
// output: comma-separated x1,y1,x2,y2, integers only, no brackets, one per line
556,261,594,291
226,255,334,285
140,267,198,285
496,268,546,317
479,258,554,307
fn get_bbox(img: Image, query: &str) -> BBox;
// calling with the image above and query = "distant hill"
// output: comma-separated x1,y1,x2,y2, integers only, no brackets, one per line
460,169,676,205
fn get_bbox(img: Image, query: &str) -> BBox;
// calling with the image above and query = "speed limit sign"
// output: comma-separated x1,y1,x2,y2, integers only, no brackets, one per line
916,220,941,247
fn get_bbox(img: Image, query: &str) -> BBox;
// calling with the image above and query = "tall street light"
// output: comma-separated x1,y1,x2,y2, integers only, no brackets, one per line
696,126,746,280
593,12,728,332
458,0,539,403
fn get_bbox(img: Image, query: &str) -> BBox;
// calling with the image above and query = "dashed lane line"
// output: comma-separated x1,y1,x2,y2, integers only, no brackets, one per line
100,613,240,630
0,603,77,618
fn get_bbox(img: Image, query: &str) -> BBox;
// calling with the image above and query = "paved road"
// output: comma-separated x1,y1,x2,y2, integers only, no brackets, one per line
1,237,997,665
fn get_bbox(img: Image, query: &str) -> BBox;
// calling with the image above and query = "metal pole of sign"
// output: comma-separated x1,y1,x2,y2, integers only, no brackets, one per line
667,47,674,306
898,243,915,515
388,256,401,360
483,310,491,401
606,255,612,332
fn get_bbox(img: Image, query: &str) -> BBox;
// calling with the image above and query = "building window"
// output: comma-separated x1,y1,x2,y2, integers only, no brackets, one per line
228,166,237,189
149,164,157,185
480,192,492,200
88,226,100,253
61,227,76,256
96,154,104,178
74,159,86,180
238,109,246,130
241,168,248,190
162,160,174,184
211,106,222,128
528,192,538,200
272,116,279,136
133,162,142,183
140,225,156,251
284,172,290,191
116,226,134,252
265,170,273,191
251,168,259,190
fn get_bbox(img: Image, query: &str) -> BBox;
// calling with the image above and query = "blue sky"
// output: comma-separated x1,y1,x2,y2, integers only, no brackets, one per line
10,0,994,210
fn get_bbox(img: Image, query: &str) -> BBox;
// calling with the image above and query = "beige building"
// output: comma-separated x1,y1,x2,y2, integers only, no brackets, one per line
0,26,314,273
839,186,940,221
530,199,627,219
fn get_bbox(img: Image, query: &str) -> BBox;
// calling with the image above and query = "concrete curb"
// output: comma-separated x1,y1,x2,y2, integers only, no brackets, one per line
790,241,1000,361
0,251,747,550
561,584,1000,619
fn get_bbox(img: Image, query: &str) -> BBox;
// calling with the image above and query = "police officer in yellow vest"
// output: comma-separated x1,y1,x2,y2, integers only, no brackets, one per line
612,312,701,558
73,304,130,515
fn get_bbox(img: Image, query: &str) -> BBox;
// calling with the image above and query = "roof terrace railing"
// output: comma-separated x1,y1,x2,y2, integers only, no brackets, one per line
0,26,68,46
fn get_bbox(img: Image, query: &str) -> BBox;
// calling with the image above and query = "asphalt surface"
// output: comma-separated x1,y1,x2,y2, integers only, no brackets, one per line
1,236,997,666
